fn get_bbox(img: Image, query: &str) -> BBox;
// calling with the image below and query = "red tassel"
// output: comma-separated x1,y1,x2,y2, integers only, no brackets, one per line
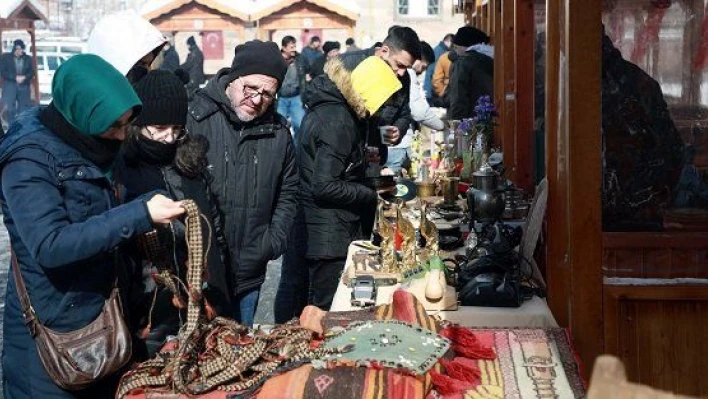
440,326,496,360
440,326,478,343
430,370,473,395
172,295,186,309
440,359,481,385
453,344,496,360
204,300,216,320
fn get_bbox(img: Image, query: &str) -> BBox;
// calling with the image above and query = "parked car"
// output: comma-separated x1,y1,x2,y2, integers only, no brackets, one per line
33,39,87,55
36,52,70,104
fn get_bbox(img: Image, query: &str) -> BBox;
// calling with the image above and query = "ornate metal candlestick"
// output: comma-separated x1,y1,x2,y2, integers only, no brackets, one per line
419,201,439,261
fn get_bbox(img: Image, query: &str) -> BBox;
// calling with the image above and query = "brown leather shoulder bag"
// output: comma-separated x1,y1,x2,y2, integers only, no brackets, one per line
11,252,132,391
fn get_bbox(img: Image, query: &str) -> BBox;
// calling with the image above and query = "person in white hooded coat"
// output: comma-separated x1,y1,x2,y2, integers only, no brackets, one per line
87,10,167,83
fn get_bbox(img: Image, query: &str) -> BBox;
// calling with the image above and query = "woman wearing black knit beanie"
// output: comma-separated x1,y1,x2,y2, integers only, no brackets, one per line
114,70,232,357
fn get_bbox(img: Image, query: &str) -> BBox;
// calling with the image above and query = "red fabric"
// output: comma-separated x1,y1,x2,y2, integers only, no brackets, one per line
630,7,667,63
391,290,419,324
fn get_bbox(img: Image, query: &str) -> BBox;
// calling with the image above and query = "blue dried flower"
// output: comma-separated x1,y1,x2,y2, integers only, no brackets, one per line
458,118,473,133
472,95,497,142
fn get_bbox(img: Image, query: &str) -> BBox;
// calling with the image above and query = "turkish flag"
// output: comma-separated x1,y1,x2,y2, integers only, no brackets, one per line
202,31,224,60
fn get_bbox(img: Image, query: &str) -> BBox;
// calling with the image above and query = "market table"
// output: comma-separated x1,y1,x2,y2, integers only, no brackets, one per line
330,241,558,328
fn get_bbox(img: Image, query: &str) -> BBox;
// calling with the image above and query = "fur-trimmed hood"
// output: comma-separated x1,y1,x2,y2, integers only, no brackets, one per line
302,58,368,119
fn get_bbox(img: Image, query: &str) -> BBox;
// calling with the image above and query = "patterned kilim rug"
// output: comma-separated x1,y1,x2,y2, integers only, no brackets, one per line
255,292,585,399
124,291,584,399
456,328,585,399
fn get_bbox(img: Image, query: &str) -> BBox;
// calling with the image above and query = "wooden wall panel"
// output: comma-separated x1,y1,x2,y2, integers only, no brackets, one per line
602,233,708,278
604,285,708,396
544,0,570,328
545,0,603,371
513,0,535,193
495,0,515,150
152,3,246,32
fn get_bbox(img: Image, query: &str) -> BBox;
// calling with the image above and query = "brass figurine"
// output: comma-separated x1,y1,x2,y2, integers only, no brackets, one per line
396,199,417,274
376,200,397,273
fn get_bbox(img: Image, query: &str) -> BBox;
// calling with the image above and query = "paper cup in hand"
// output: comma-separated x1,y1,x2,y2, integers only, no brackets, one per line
379,126,395,146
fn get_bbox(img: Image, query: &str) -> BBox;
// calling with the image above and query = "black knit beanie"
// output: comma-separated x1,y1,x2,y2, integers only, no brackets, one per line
132,70,187,126
322,41,340,55
453,26,490,47
227,40,288,86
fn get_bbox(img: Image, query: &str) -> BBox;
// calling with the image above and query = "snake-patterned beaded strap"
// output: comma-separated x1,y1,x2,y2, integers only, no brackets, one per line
116,200,352,398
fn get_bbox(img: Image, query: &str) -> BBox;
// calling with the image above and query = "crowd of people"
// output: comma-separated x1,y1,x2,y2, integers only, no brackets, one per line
0,9,494,398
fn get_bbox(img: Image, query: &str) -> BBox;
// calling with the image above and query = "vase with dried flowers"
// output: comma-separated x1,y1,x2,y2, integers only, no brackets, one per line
459,95,498,176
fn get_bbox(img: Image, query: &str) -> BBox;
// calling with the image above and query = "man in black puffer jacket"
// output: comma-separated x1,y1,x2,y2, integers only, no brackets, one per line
274,56,402,315
187,40,297,327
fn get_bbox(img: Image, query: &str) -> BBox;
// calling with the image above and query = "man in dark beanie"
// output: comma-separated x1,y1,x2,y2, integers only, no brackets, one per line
187,40,296,326
0,39,33,124
180,35,205,97
308,41,340,79
445,26,494,119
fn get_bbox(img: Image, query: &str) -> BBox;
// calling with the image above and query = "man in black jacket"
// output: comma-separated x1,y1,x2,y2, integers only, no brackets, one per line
0,40,33,124
309,41,340,79
274,56,401,316
339,26,421,163
187,40,296,326
445,26,494,120
181,36,206,97
159,41,180,72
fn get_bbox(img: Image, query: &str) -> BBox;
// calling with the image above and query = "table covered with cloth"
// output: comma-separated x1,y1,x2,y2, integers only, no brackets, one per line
331,241,557,328
125,291,584,399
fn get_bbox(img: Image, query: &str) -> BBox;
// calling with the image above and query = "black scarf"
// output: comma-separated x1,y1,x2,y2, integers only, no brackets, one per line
123,133,178,167
39,104,122,171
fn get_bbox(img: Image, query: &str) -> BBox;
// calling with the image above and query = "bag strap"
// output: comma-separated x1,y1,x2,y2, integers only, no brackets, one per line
10,250,40,337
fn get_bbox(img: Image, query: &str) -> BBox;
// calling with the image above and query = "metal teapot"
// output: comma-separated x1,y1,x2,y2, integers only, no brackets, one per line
467,163,506,223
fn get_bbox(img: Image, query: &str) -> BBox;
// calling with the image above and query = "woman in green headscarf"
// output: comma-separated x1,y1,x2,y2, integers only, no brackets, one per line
0,54,185,398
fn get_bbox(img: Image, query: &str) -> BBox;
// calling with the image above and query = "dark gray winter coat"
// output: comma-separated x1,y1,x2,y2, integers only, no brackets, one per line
187,69,298,294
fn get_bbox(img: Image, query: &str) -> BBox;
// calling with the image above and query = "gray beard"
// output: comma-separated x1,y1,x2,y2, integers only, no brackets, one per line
235,108,256,123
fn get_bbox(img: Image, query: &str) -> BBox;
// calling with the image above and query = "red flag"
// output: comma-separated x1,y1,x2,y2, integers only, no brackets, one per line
201,31,224,60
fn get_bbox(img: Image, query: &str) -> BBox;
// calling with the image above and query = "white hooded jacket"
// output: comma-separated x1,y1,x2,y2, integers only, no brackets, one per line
87,10,166,76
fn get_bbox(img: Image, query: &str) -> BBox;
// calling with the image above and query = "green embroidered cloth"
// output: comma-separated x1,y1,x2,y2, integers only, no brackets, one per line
319,320,450,374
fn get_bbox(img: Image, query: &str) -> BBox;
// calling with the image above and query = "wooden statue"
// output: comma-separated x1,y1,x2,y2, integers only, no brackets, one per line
376,200,397,273
396,199,417,275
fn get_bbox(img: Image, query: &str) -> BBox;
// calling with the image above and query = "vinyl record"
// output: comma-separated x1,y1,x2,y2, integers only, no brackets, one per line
381,178,417,202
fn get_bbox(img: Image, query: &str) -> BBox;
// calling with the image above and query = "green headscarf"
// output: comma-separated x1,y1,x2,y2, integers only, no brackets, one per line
51,54,142,136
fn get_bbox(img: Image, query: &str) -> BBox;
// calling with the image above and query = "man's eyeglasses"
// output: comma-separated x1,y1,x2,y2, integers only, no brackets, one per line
145,126,187,143
238,78,276,102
